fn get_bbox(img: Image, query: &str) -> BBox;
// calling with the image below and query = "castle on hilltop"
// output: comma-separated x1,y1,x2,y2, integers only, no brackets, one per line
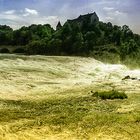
67,12,99,25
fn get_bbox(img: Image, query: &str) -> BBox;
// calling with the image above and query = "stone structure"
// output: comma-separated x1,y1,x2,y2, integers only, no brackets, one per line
67,12,99,25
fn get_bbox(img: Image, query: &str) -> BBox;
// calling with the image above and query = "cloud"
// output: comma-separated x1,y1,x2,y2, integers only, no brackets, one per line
23,8,38,16
95,0,114,5
0,13,22,21
0,0,139,33
103,7,114,11
114,10,125,16
0,8,59,29
3,10,16,15
104,9,127,25
108,10,127,18
105,17,114,20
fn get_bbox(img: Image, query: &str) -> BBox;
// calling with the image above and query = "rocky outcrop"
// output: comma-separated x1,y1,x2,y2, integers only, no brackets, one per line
122,75,140,81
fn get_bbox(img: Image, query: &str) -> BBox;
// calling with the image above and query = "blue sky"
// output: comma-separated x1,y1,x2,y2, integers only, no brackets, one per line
0,0,140,34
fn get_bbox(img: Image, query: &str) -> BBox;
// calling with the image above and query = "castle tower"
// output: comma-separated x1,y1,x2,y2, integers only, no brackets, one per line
56,21,62,30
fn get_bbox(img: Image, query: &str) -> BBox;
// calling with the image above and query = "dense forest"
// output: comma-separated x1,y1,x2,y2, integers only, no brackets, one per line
0,12,140,65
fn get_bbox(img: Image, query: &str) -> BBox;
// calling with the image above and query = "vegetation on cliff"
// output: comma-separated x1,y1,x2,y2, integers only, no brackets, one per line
0,12,140,65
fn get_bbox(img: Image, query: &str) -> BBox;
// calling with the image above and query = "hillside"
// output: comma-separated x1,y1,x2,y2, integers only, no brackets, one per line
0,54,140,139
0,12,140,66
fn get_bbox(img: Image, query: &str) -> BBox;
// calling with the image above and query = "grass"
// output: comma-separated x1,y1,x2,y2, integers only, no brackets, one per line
0,54,139,139
0,89,140,140
92,90,128,100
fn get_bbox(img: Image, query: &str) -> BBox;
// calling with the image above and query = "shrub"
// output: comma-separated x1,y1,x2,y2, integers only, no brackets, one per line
26,40,47,55
13,48,26,54
92,90,128,100
0,48,10,53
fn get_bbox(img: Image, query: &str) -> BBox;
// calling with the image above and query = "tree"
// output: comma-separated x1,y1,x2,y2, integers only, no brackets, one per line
112,30,121,46
61,22,72,39
0,12,140,60
84,31,97,51
13,48,26,54
27,40,47,55
0,48,10,53
47,39,62,55
72,32,84,54
120,39,138,60
0,25,13,45
122,25,133,42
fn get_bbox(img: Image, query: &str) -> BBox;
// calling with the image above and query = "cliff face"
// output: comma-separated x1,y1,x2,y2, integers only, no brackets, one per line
67,12,99,25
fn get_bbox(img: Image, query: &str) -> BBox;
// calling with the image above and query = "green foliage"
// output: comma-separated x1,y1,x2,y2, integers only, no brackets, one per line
0,12,140,65
27,40,47,55
92,90,128,100
13,48,26,54
0,25,13,45
0,86,139,139
0,48,10,53
120,39,138,61
121,55,140,69
47,39,62,55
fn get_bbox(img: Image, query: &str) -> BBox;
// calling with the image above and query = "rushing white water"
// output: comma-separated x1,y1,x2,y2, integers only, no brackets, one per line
0,54,139,99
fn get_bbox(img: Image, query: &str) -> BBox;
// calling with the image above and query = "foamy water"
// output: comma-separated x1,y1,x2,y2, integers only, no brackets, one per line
0,54,139,100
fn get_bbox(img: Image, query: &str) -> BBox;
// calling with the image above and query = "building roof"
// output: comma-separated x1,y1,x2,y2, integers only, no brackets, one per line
67,12,99,23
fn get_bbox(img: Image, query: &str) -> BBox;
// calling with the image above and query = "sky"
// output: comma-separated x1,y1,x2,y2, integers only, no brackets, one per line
0,0,140,34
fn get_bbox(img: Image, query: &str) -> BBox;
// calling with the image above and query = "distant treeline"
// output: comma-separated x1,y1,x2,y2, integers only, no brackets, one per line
0,12,140,64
